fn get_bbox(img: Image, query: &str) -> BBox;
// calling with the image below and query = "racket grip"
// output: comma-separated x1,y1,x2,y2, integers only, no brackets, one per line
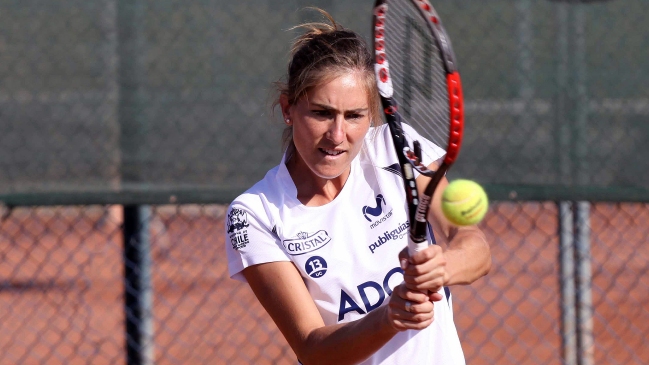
408,235,429,255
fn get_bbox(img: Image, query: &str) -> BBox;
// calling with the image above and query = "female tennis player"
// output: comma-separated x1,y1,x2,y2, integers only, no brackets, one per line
225,10,490,365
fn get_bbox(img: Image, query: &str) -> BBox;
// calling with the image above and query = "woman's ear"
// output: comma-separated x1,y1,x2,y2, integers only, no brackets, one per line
279,94,292,125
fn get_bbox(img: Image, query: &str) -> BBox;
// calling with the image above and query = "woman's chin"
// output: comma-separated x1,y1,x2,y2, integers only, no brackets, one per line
313,166,348,181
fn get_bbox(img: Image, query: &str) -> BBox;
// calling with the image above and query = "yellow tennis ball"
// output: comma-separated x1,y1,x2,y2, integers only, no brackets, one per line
441,179,488,226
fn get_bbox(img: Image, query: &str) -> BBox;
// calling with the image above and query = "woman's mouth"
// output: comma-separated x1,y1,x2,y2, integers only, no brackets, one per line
320,148,344,156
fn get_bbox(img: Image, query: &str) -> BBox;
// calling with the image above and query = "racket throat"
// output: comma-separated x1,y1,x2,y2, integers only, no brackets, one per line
403,147,435,177
412,162,449,234
414,194,431,223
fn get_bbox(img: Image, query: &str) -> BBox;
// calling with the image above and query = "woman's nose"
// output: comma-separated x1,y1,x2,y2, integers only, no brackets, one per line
326,116,345,144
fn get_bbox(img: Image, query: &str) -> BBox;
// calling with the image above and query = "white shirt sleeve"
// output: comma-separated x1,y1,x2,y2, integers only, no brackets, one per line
225,198,290,282
366,123,446,179
401,123,446,168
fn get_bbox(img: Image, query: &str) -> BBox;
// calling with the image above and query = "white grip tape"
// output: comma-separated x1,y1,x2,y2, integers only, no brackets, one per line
408,236,429,255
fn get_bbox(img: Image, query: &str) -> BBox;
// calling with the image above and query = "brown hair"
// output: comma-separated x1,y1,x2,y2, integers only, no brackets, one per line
274,9,381,150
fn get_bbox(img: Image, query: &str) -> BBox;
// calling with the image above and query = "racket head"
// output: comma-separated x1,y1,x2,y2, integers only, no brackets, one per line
372,0,465,250
373,0,464,168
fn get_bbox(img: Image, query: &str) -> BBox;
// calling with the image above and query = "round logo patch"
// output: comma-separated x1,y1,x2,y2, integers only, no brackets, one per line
305,256,328,278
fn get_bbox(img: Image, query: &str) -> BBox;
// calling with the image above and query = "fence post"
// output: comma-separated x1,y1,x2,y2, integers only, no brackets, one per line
574,202,594,365
559,201,578,365
556,3,578,364
123,205,154,365
572,5,594,365
117,0,152,363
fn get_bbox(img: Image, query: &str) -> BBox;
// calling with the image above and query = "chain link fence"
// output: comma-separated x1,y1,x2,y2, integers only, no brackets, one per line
1,203,647,364
1,0,648,364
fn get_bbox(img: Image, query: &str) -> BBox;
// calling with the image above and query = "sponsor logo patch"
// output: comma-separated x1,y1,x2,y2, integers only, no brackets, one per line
362,194,392,229
227,208,250,250
337,267,404,321
305,256,328,278
362,194,386,222
283,230,331,255
368,221,409,254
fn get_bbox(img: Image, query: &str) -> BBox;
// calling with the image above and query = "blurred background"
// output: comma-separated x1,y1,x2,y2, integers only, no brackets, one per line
0,0,647,364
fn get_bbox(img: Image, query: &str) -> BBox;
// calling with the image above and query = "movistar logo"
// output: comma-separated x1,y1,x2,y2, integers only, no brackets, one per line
362,194,393,230
362,194,386,222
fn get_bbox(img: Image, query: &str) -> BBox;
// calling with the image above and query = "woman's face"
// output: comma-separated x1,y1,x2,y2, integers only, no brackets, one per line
284,73,371,185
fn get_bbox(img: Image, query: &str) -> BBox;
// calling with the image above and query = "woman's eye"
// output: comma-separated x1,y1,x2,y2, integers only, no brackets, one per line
313,110,331,117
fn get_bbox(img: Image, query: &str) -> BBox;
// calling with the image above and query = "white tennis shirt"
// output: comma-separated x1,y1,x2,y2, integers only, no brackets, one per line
226,124,465,365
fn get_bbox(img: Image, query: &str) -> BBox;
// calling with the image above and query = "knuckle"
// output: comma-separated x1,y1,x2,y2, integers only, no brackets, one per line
422,302,434,312
394,283,406,296
412,316,433,327
391,321,405,331
417,305,432,316
403,291,415,301
412,274,429,286
422,249,436,260
404,291,422,302
412,265,426,276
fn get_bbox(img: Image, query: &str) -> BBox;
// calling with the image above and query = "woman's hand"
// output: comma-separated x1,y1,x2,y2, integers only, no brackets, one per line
386,283,434,331
399,245,448,301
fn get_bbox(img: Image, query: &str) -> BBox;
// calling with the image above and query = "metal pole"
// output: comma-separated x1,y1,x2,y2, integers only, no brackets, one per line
573,7,594,365
559,202,578,365
574,201,593,365
117,1,154,364
123,205,154,365
556,4,578,365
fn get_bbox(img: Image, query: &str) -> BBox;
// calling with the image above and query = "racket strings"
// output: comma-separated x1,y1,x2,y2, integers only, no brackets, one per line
383,0,451,157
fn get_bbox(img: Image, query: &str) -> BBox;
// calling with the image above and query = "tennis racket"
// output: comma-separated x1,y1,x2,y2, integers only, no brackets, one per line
372,0,464,254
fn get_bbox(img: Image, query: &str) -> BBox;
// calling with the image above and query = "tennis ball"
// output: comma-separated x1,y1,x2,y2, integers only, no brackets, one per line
441,179,488,226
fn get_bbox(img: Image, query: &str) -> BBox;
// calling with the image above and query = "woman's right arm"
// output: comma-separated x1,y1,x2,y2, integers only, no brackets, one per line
242,261,433,365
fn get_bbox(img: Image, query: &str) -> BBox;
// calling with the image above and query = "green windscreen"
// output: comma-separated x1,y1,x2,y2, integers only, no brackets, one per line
0,0,647,205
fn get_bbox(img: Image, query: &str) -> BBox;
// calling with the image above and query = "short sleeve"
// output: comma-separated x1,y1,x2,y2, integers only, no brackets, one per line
401,123,446,168
225,200,291,282
363,124,445,178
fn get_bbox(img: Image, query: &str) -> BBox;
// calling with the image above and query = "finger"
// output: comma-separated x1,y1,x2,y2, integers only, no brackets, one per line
398,247,410,270
403,268,447,288
388,301,435,325
391,288,434,314
396,284,432,303
389,301,434,320
403,256,446,281
389,316,434,332
403,253,448,291
403,270,447,293
429,291,444,302
387,294,435,331
402,299,434,314
407,244,442,265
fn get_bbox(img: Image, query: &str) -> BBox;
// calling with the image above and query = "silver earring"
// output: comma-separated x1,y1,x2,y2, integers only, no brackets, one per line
285,118,290,124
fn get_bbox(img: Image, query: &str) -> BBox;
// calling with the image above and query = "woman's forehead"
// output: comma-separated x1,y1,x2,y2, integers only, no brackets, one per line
302,75,369,108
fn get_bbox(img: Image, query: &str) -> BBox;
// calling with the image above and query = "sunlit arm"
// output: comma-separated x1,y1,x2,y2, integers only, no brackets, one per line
416,169,492,286
242,261,399,365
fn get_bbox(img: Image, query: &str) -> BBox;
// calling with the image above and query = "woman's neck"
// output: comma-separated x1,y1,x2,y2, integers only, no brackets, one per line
286,153,350,207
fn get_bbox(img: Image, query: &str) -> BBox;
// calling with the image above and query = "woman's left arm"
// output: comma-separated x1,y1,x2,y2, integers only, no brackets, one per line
402,172,491,292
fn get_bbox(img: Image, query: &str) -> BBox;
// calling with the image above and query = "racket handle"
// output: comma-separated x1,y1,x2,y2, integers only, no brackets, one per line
408,235,429,255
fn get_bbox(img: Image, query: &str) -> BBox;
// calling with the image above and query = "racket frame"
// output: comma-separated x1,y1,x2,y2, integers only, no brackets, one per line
372,0,464,253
